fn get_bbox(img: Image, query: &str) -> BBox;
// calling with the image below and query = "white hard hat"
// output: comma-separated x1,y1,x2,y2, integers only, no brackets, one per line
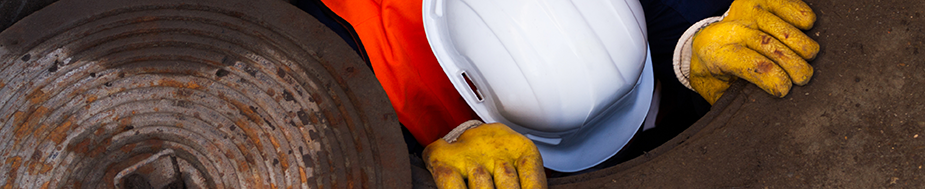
423,0,653,172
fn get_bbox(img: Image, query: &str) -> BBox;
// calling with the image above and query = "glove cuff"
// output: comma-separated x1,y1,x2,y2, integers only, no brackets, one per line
673,13,727,90
442,120,484,143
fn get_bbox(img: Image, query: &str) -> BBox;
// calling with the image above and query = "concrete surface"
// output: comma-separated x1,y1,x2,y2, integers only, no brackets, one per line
549,0,925,188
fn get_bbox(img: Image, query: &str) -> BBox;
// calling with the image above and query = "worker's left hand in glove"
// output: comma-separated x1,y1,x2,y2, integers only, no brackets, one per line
423,121,546,189
678,0,819,104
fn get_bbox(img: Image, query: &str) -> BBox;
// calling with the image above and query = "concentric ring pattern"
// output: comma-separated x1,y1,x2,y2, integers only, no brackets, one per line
0,0,409,188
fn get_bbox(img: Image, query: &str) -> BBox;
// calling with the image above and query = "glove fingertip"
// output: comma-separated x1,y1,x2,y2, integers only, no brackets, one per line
429,163,466,189
769,83,791,98
791,72,813,86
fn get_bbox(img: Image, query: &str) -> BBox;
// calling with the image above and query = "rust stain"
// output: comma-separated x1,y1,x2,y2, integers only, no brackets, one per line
4,156,22,189
26,160,53,175
267,135,289,168
119,117,132,126
93,125,106,136
41,180,50,189
186,81,202,89
87,138,112,157
120,143,136,153
39,163,54,174
70,180,81,189
67,139,92,155
360,168,369,187
48,119,75,145
224,95,262,123
267,133,280,149
28,89,48,105
346,169,354,188
230,139,256,175
232,119,269,183
39,162,52,174
234,119,262,148
299,167,307,184
85,95,97,104
26,161,37,174
11,111,25,128
33,124,51,139
321,110,339,125
311,93,321,104
0,81,5,88
237,159,250,172
145,139,164,150
14,106,51,145
277,152,289,169
158,79,204,90
329,97,365,153
309,113,319,125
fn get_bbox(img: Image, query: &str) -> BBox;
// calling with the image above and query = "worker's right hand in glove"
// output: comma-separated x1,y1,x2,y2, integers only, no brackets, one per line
423,122,546,189
687,0,819,104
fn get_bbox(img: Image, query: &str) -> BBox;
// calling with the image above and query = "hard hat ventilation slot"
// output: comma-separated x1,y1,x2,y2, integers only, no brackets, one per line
461,71,484,101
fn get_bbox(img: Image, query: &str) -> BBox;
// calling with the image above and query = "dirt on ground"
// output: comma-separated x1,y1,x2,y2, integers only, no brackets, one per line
549,0,925,188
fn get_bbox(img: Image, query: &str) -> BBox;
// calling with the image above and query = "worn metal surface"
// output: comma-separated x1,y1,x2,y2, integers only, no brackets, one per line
0,0,410,188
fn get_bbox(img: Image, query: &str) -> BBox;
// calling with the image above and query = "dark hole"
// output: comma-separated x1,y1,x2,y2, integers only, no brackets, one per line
121,173,152,189
90,73,96,77
20,54,30,61
215,69,230,77
461,72,483,101
48,60,59,72
277,67,287,77
297,110,310,125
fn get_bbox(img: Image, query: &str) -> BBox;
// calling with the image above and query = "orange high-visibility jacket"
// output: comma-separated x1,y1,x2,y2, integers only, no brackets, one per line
320,0,479,145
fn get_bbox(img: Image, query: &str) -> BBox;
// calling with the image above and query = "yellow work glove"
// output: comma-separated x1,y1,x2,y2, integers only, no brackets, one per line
685,0,819,104
423,121,546,189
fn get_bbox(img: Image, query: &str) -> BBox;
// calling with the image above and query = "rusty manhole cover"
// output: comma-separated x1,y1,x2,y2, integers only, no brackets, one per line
0,0,409,188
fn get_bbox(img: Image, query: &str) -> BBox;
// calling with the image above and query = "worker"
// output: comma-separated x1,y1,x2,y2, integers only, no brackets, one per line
296,0,818,188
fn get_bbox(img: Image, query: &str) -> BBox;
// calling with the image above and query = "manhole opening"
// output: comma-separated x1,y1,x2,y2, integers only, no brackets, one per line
115,150,208,189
